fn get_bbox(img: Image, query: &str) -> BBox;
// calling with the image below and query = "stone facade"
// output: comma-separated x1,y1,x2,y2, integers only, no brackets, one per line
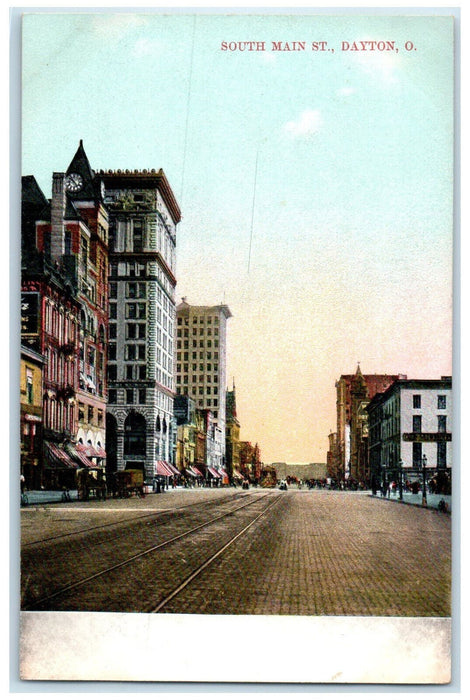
102,168,181,481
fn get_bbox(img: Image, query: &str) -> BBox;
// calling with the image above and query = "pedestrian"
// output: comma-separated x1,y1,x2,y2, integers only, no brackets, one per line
20,473,25,494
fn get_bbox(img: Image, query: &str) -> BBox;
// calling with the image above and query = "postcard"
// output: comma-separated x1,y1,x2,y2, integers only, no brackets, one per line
17,8,456,686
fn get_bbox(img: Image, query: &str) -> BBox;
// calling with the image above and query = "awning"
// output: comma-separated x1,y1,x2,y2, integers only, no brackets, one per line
66,444,95,468
207,466,221,479
95,446,107,458
76,442,100,458
219,468,228,478
185,467,200,478
232,469,244,479
164,461,180,476
44,442,77,470
156,461,173,477
191,466,203,477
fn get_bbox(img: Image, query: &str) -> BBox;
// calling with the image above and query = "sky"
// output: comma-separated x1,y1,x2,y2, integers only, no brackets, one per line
21,10,455,464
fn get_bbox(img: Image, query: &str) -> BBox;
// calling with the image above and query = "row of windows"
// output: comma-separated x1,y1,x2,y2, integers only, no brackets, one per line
177,363,219,373
412,442,447,468
77,403,104,426
177,315,219,326
178,351,219,361
107,364,146,380
177,375,219,385
109,282,147,299
412,415,448,432
177,327,219,337
413,395,447,409
177,339,219,349
108,388,147,405
176,382,219,394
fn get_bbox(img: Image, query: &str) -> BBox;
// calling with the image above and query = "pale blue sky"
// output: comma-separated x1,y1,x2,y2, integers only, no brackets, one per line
22,12,454,462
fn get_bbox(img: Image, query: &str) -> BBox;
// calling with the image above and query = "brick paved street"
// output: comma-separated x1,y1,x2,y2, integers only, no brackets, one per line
21,488,451,617
162,490,451,617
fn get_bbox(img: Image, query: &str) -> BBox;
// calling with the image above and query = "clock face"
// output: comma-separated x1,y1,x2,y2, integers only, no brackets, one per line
65,173,83,192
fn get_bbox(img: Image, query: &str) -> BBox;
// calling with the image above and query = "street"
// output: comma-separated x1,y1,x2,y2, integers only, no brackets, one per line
21,487,451,617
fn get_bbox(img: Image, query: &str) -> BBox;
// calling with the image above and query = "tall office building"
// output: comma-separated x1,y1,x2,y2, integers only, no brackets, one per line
175,300,232,470
101,168,180,480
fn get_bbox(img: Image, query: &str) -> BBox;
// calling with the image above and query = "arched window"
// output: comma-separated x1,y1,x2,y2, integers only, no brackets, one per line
124,412,146,456
162,418,167,434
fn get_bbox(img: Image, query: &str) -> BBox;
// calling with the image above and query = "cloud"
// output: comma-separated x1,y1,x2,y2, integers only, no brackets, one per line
284,109,322,138
337,86,356,96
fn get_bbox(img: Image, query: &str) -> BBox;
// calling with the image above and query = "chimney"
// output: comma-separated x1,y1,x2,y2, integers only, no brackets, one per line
51,172,66,261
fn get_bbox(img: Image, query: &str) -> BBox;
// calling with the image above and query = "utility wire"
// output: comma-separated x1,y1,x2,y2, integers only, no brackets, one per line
247,149,259,274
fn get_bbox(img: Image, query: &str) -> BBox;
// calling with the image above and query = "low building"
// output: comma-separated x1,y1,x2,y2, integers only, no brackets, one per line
366,377,452,495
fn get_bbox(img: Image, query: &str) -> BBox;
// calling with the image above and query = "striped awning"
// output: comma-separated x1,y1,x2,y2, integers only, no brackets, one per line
95,445,107,458
207,466,221,479
166,461,180,476
76,442,100,458
156,461,173,477
232,469,244,479
45,442,77,470
191,466,203,477
66,444,95,468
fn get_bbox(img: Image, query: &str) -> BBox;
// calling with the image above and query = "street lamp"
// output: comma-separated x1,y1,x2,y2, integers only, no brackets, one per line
382,464,387,498
398,459,403,501
422,454,428,507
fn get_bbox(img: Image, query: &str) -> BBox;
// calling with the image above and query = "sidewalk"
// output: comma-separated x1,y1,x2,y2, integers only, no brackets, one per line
371,490,452,513
20,484,232,506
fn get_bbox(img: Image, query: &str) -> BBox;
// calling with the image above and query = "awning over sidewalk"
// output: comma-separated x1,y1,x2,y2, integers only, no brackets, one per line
66,444,95,469
207,467,221,479
44,442,77,470
156,461,174,477
76,442,100,458
232,469,244,479
192,466,204,477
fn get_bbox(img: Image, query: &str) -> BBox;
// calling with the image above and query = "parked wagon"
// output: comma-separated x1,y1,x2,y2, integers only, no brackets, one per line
111,469,145,498
76,467,107,501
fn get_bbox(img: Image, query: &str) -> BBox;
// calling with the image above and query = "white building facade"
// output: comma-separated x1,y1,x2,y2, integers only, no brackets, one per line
367,377,452,491
102,169,180,480
175,300,232,470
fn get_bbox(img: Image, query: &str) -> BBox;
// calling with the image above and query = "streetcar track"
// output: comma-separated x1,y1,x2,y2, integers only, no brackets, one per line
22,492,273,610
21,492,252,547
150,494,283,613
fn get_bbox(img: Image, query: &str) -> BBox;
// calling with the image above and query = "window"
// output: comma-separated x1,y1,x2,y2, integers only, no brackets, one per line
108,344,116,361
109,282,117,299
88,405,94,423
138,365,146,379
109,323,117,339
138,389,146,404
107,365,117,380
109,303,117,320
412,415,422,433
126,365,134,380
438,415,447,433
78,403,85,421
126,389,134,404
64,230,72,256
126,302,146,319
133,221,143,252
97,409,103,426
438,395,447,410
412,442,422,467
108,389,117,404
437,442,447,468
80,236,88,268
413,395,421,409
26,370,33,403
